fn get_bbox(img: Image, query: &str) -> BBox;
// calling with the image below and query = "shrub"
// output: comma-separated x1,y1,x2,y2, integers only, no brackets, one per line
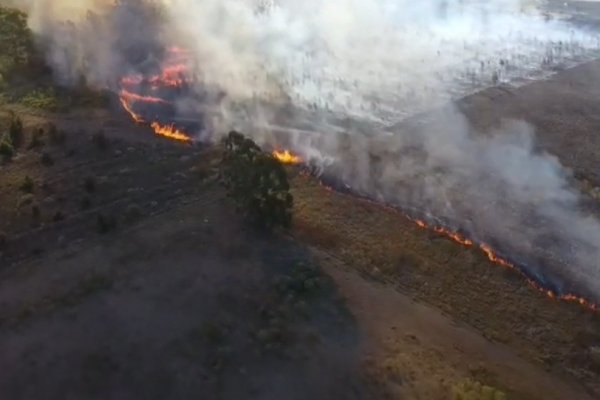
19,89,59,111
0,139,14,161
452,379,507,400
40,151,53,166
18,193,34,208
8,112,23,148
31,203,41,220
52,210,65,222
28,128,44,149
48,123,66,145
220,131,293,229
20,175,34,193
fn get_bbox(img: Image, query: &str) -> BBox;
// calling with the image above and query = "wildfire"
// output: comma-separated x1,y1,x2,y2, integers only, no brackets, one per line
120,97,145,123
118,45,195,143
120,89,170,104
113,45,598,313
120,75,144,87
411,218,599,312
148,64,188,88
273,150,302,164
150,122,193,143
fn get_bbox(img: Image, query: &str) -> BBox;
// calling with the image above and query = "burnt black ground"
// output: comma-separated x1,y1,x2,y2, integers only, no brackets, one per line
0,188,369,400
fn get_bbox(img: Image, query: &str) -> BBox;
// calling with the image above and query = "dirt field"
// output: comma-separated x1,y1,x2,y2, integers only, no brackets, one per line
1,59,600,400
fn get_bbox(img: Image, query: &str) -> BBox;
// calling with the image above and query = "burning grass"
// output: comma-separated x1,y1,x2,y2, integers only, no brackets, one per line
293,166,600,313
118,47,195,143
290,171,600,394
150,122,192,143
273,150,302,165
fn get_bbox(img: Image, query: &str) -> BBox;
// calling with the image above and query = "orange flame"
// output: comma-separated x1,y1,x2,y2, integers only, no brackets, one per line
411,217,599,312
120,75,143,86
118,47,194,144
309,176,599,312
150,122,193,143
120,89,169,104
273,150,302,164
148,64,189,88
119,97,145,123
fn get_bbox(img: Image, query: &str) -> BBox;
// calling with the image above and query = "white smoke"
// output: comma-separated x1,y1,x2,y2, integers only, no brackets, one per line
22,0,600,298
163,0,598,123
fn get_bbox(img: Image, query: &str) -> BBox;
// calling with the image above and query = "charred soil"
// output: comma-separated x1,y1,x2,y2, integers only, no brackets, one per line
1,59,600,399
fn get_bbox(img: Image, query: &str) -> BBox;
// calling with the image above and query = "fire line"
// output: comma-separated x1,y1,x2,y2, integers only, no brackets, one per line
150,122,193,143
311,171,599,312
273,150,302,164
115,46,597,312
118,47,194,142
409,217,598,311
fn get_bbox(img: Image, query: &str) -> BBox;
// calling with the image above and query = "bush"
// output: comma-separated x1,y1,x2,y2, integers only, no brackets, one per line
48,123,66,145
8,112,23,148
220,131,293,229
452,379,507,400
18,193,34,208
52,210,65,222
19,89,60,111
28,128,44,149
0,139,14,161
20,175,34,193
40,151,53,166
31,203,41,220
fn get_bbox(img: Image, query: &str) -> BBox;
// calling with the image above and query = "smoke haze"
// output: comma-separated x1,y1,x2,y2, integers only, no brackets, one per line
19,0,600,299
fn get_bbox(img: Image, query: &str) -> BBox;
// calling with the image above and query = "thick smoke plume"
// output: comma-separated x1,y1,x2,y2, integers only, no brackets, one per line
22,0,600,299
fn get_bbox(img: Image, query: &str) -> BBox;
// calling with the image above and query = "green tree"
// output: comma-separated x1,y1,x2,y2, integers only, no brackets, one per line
221,131,293,229
0,6,34,80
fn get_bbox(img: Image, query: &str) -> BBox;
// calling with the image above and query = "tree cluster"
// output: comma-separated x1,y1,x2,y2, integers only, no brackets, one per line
0,6,34,81
220,131,293,229
0,111,23,162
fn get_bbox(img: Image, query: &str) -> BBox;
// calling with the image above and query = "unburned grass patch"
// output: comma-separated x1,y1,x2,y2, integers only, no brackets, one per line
289,171,600,394
452,379,507,400
18,89,60,111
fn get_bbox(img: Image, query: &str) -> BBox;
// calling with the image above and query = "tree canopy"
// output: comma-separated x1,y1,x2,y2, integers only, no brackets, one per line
0,6,34,81
220,131,293,229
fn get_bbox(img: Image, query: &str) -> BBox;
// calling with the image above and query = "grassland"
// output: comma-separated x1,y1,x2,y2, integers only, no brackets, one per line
290,171,600,396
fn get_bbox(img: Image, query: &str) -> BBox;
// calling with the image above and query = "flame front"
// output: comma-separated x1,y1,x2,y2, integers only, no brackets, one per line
273,150,302,164
150,122,192,143
412,218,599,312
119,46,193,142
116,47,598,312
120,89,170,104
119,97,145,123
148,64,188,88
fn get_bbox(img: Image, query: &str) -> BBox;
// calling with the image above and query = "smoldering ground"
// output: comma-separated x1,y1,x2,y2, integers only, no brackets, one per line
21,0,600,299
